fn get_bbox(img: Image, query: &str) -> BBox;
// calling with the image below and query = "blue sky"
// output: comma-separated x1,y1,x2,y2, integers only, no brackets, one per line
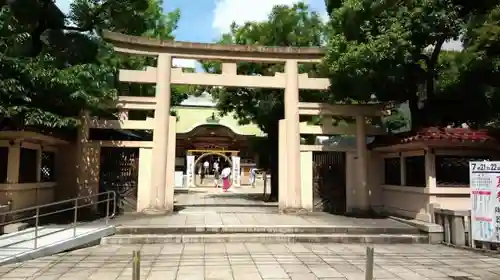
55,0,329,68
162,0,219,43
55,0,460,68
162,0,328,43
56,0,328,43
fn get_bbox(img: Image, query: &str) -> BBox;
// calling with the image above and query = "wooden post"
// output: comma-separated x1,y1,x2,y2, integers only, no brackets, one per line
132,250,141,280
365,247,374,280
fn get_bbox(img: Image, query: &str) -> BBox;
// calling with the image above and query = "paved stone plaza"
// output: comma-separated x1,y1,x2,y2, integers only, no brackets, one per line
172,190,276,214
112,210,413,229
113,188,412,230
174,183,273,207
3,188,493,279
2,243,499,280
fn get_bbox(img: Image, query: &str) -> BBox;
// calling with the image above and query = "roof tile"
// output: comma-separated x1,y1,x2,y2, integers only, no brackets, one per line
371,127,497,148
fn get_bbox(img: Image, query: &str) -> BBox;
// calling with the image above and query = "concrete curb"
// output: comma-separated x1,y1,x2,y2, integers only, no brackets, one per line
101,233,429,244
115,225,420,235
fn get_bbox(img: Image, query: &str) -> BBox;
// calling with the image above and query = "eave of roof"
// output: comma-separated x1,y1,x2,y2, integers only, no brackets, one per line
370,127,498,150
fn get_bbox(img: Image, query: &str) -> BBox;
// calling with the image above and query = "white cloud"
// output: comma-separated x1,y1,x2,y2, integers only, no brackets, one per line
55,0,72,15
442,40,463,51
426,38,463,53
173,58,197,69
213,0,310,34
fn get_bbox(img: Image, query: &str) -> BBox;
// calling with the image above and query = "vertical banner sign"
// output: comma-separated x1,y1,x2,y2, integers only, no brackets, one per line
470,161,500,243
186,155,195,187
232,156,241,186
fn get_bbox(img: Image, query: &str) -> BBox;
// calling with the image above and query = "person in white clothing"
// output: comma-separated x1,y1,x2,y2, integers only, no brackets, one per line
203,160,209,174
221,166,232,192
213,161,220,188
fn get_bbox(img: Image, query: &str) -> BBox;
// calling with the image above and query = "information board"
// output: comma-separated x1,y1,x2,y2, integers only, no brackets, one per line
469,161,500,243
231,156,241,186
186,155,195,187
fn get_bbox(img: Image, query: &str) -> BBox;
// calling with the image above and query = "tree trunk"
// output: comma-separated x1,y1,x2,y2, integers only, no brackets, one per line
408,93,423,130
409,37,444,130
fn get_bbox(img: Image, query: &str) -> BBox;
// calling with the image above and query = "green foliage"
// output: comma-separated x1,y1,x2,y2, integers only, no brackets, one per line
0,3,116,128
202,3,328,198
323,0,499,129
383,106,410,133
203,2,328,132
0,0,187,128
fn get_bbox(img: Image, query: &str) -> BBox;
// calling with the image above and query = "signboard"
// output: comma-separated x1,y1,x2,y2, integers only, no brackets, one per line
231,156,241,186
186,155,195,187
470,161,500,243
174,171,184,188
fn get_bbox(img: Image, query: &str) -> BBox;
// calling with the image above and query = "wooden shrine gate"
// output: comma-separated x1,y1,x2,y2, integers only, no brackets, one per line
312,151,347,214
99,147,139,214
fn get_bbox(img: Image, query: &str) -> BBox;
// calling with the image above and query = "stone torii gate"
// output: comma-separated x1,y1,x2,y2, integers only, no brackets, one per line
102,31,384,215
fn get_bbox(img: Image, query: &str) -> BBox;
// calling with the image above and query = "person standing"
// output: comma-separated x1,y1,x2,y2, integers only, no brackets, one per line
200,165,206,184
197,164,202,184
213,161,220,188
250,167,257,187
203,160,209,174
221,165,232,192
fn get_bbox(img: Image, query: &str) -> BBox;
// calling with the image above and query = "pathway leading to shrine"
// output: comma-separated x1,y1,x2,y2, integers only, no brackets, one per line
4,186,497,279
3,243,500,279
174,184,274,208
106,184,426,244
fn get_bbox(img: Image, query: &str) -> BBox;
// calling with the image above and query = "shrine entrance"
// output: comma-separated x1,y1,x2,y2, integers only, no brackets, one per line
185,149,240,188
102,30,387,214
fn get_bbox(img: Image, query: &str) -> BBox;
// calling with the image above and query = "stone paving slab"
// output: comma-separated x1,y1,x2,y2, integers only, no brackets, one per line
3,243,500,279
130,190,410,231
112,211,414,230
174,188,277,207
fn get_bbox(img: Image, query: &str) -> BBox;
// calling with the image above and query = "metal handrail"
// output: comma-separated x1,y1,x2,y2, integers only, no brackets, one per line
0,191,116,250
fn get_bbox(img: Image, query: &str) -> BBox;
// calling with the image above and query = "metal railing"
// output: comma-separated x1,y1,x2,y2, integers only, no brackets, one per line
0,191,116,250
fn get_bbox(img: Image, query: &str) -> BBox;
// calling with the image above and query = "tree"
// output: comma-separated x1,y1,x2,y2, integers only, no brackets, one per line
323,0,498,129
454,5,500,126
0,1,116,128
0,0,187,129
384,108,410,133
202,3,328,200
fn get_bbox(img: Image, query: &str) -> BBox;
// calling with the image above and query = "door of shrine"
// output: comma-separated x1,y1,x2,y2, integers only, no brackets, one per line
312,151,347,214
99,147,139,214
185,149,240,187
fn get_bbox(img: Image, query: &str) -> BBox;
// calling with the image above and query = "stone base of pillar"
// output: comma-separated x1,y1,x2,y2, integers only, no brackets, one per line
141,207,172,215
279,207,309,215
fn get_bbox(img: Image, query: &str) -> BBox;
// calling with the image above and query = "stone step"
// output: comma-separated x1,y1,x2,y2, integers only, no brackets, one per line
101,233,429,244
176,207,277,214
115,225,421,235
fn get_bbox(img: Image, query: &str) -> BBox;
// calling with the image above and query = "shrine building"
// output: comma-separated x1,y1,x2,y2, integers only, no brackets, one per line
173,92,265,187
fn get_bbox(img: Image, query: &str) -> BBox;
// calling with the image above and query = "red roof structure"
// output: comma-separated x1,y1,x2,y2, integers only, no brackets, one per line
370,127,499,150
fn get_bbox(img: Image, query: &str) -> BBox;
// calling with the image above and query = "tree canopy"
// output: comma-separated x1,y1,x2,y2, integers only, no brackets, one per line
202,2,328,198
204,2,327,132
0,0,187,129
323,0,500,129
